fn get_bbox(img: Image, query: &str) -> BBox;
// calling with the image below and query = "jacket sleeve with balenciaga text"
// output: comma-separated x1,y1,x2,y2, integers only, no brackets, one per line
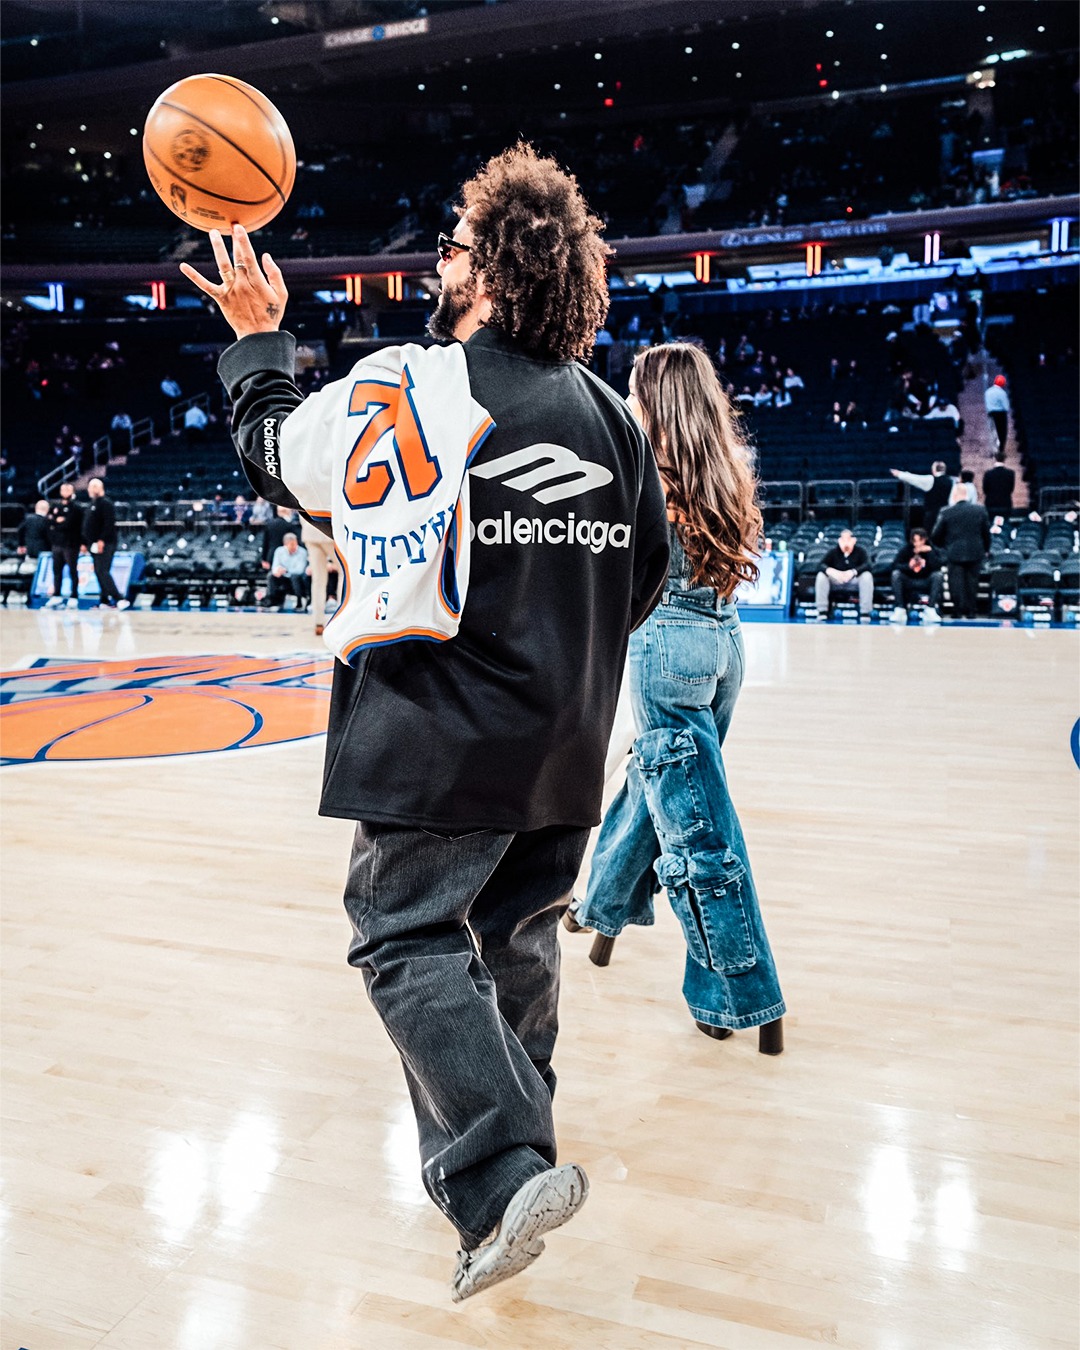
217,330,326,532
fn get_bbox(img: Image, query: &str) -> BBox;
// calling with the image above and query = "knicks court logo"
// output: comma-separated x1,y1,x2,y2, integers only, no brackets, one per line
0,654,332,766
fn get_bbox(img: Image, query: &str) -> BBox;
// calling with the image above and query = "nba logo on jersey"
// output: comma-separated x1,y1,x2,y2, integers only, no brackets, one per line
375,591,390,622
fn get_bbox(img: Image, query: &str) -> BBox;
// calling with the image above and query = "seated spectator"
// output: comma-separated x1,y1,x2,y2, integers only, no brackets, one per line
925,396,961,424
734,334,755,362
983,450,1015,523
753,383,773,406
783,366,804,391
844,400,866,428
815,528,874,621
111,411,133,435
249,496,274,527
17,500,51,559
931,484,991,620
184,403,209,443
266,533,311,611
890,528,944,623
224,494,251,524
772,384,792,408
736,385,756,406
160,375,183,399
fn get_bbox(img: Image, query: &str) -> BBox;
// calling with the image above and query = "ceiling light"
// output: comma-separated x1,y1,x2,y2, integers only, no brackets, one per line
553,82,561,89
417,83,425,90
735,71,742,78
692,75,699,82
731,41,740,49
103,151,111,159
881,53,888,60
597,81,604,88
271,15,280,22
30,37,39,47
68,147,76,154
684,46,693,54
35,123,43,130
594,51,602,59
831,90,840,100
880,84,887,93
876,22,884,30
129,127,138,135
29,141,36,149
825,29,834,38
79,123,87,131
1037,25,1046,32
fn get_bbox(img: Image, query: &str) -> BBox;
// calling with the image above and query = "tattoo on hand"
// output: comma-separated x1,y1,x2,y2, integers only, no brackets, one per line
266,303,281,320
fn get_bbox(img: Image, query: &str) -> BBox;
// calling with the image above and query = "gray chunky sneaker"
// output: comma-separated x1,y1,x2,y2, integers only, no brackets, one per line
450,1163,589,1302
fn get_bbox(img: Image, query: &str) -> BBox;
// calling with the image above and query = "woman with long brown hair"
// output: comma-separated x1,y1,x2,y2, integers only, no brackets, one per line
567,342,786,1046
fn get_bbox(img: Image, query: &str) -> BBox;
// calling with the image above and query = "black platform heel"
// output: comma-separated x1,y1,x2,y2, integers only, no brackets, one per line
695,1021,733,1040
758,1018,784,1055
589,933,616,966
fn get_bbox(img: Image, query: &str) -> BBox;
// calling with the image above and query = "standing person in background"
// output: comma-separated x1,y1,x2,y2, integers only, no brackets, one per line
983,449,1015,523
566,343,785,1044
301,515,337,636
83,478,127,609
890,460,954,535
985,374,1010,452
180,142,669,1301
959,468,978,504
932,483,991,620
260,504,294,579
46,482,83,608
17,500,51,560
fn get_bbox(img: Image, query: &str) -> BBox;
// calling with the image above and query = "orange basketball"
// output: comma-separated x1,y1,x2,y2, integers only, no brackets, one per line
143,73,296,234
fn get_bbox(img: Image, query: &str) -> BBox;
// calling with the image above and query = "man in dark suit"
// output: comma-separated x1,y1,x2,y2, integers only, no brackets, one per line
983,450,1015,524
83,477,125,608
47,482,84,607
17,500,51,560
932,484,992,619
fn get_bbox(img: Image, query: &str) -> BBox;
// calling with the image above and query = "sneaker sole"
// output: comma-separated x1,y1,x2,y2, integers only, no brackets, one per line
450,1163,589,1302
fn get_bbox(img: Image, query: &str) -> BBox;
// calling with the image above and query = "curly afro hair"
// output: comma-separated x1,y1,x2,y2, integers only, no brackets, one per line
459,141,612,363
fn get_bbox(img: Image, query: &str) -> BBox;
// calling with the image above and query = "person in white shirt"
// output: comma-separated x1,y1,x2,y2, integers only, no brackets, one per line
267,532,310,610
984,375,1010,451
783,367,804,391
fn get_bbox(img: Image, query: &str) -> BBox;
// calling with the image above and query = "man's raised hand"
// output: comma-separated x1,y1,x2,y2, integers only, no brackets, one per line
179,225,288,341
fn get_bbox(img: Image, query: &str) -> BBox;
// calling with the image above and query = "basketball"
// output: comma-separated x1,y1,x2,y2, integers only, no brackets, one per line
143,73,296,234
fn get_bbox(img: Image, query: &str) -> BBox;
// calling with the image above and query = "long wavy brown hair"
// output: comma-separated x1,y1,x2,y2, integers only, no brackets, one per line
458,141,612,362
631,343,762,596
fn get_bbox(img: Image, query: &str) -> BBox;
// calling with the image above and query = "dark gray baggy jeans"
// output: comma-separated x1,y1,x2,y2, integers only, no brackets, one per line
343,820,590,1249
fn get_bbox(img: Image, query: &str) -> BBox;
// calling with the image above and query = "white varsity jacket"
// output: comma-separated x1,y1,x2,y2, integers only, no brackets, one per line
277,343,495,664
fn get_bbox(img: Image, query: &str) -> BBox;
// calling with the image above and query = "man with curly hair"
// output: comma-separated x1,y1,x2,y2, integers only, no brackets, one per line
188,141,669,1300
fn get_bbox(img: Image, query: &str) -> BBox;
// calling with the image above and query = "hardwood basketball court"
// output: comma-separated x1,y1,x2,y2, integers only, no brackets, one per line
2,609,1077,1349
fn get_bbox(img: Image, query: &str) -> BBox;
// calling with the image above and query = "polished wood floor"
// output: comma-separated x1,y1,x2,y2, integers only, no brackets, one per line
2,610,1077,1349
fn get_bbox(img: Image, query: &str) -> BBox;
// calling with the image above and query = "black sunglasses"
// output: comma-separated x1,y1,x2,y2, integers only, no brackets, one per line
437,232,472,262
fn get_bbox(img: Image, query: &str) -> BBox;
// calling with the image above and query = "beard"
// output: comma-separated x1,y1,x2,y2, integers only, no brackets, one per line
427,270,478,342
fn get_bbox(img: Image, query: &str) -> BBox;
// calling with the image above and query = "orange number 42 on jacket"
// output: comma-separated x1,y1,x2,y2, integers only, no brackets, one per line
344,369,442,509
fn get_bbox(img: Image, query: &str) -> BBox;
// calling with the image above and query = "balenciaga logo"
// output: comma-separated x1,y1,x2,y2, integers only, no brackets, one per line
262,417,280,478
469,512,631,554
471,444,614,503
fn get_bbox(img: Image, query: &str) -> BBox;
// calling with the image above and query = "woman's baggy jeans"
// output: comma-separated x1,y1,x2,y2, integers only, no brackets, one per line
577,589,785,1030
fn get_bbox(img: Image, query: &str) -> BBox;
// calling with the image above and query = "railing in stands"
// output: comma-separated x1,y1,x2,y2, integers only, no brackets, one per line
1039,486,1079,516
806,480,856,518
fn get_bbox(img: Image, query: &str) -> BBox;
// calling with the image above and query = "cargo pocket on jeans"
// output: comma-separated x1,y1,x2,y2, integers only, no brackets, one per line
634,728,708,845
655,850,757,975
